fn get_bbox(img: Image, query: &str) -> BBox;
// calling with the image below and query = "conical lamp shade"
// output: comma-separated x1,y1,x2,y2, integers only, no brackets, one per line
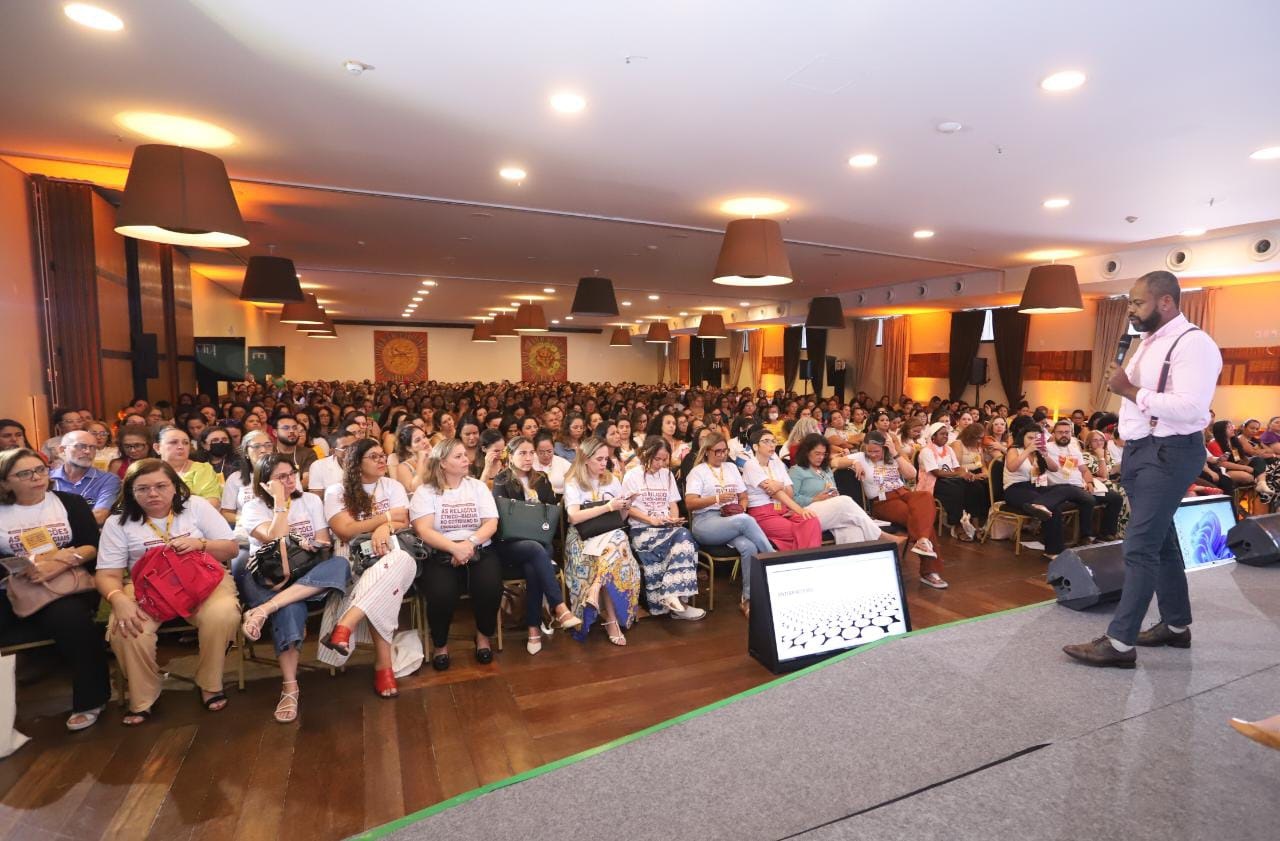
240,255,304,303
491,313,518,337
609,328,633,347
571,277,620,316
279,292,325,325
114,144,249,248
712,218,792,286
471,321,496,342
645,322,672,343
1018,264,1083,314
696,313,728,339
514,302,548,332
805,296,845,330
307,317,337,338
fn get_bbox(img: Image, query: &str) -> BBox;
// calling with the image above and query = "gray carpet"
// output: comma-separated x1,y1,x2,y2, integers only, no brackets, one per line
372,564,1280,841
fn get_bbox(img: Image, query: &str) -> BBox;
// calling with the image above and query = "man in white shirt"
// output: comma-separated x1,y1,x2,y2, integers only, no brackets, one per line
308,429,356,496
1043,420,1123,542
1064,271,1222,669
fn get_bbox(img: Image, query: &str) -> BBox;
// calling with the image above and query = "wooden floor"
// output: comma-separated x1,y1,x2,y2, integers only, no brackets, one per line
0,536,1055,841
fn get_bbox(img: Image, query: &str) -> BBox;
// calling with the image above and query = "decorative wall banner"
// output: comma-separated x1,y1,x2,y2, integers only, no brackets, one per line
521,335,568,382
373,330,429,382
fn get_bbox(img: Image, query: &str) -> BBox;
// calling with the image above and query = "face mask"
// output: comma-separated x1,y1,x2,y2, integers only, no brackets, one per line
207,441,232,457
768,412,778,420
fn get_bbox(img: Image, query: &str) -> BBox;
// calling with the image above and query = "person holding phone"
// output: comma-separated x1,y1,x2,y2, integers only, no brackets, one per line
622,436,705,620
788,434,898,547
1002,419,1076,560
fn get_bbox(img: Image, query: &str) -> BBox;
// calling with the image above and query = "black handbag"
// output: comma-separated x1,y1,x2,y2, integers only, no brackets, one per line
495,496,561,546
574,500,627,540
350,528,435,576
248,535,330,591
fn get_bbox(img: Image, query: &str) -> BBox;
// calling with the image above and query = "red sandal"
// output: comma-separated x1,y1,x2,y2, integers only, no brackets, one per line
374,668,399,699
321,624,352,656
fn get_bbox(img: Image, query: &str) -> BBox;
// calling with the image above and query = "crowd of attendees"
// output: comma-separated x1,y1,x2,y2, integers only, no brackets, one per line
1,376,1277,732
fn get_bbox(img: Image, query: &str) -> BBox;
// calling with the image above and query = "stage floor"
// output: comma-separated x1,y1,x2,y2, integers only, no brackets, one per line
374,563,1280,841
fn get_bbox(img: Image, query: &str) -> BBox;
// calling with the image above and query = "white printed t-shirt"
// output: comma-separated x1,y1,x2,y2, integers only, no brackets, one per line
0,494,73,558
684,462,747,517
408,477,498,546
741,455,793,509
239,493,330,554
621,466,679,525
98,496,233,572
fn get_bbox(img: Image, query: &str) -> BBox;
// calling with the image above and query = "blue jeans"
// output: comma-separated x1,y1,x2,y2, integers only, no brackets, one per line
496,539,565,628
1106,433,1207,645
236,554,351,654
690,512,774,599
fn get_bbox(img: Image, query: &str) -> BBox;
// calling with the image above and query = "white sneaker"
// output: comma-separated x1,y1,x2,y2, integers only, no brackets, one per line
911,538,937,557
670,602,707,621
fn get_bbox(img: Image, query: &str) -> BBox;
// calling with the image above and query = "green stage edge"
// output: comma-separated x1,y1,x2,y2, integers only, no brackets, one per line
350,596,1057,841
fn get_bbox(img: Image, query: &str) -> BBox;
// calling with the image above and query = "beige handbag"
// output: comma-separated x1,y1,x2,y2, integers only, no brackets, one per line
5,559,96,618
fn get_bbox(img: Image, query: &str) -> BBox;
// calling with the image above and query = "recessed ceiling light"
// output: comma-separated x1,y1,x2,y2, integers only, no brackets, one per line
635,320,643,325
401,313,412,318
549,92,586,113
487,312,497,317
647,294,660,300
1024,248,1082,261
719,197,789,216
420,279,437,286
114,112,237,149
913,230,935,239
936,121,964,134
499,166,527,181
1250,146,1280,161
564,316,573,321
1042,197,1071,209
1040,70,1086,92
542,287,555,294
1180,228,1206,237
64,3,123,31
551,319,560,324
847,153,878,168
678,311,689,316
739,301,750,306
412,296,423,302
621,300,632,306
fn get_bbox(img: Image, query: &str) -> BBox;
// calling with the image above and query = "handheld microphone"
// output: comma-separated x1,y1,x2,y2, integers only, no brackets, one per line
1113,334,1133,367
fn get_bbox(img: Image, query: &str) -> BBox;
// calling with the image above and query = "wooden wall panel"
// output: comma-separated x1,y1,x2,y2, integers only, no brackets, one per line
907,352,948,378
101,358,134,417
136,240,167,398
760,355,784,376
1219,346,1280,386
1022,350,1092,382
172,250,196,395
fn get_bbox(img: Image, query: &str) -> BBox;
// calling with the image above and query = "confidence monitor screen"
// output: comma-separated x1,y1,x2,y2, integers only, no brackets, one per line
748,542,911,674
1172,495,1237,571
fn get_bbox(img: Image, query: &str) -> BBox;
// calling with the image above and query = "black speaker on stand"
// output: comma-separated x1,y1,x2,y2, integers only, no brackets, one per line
1047,541,1127,610
1227,515,1280,566
969,356,988,405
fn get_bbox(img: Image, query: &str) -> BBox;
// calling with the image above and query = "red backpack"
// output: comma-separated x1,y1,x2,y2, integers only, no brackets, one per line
131,545,225,622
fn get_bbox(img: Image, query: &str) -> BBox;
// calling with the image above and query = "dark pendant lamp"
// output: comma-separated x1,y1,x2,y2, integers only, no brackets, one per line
471,320,496,342
712,219,792,286
308,316,338,338
296,305,329,332
491,313,518,337
114,144,249,248
645,322,672,344
696,313,728,339
570,276,620,316
805,296,846,330
514,302,549,332
609,327,633,346
240,255,304,303
1018,264,1084,314
279,292,325,325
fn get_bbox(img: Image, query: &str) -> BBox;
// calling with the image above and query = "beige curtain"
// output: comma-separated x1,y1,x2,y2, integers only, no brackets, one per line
1181,287,1216,335
882,316,910,402
1091,297,1130,411
657,344,667,383
669,335,686,383
728,331,745,388
747,329,765,392
850,319,878,397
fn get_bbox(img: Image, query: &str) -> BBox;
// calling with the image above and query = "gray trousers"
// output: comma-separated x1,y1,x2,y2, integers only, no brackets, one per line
1106,432,1207,644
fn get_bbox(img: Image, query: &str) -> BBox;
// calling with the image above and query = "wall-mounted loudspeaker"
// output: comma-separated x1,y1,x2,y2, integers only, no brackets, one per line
1249,234,1277,262
1166,247,1192,272
952,279,965,294
916,284,929,298
1047,541,1126,610
1101,256,1121,279
885,289,895,302
1227,515,1280,566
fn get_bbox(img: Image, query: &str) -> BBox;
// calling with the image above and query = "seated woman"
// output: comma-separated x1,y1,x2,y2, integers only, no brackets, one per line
920,421,989,541
472,429,507,487
788,434,900,547
491,436,581,655
237,454,350,723
109,426,154,479
1210,420,1266,483
1082,429,1130,535
741,427,823,552
851,432,948,589
392,422,432,494
0,448,110,731
87,421,119,470
1002,422,1076,560
684,432,774,618
563,438,643,645
647,411,691,464
410,438,503,669
320,438,416,699
622,436,706,621
157,426,221,506
201,425,239,482
97,459,241,725
982,417,1012,464
220,430,275,526
554,413,587,463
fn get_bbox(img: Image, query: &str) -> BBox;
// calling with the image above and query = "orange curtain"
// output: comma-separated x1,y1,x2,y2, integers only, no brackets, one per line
728,331,745,388
657,344,667,383
748,329,765,392
1181,287,1216,335
882,316,911,403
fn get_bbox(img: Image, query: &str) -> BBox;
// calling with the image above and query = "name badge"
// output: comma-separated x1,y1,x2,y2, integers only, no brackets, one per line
19,526,57,557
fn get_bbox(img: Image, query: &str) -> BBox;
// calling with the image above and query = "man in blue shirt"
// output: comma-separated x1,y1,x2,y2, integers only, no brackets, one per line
50,430,121,525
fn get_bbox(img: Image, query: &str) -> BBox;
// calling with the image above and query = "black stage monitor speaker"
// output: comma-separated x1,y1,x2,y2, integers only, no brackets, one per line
798,359,812,380
1227,514,1280,567
968,356,987,385
1047,541,1126,610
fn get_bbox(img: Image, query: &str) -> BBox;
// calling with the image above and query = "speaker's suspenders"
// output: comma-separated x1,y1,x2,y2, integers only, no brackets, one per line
1149,327,1200,431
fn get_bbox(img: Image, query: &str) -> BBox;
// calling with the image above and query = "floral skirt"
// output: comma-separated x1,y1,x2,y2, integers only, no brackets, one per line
565,527,641,641
629,525,699,613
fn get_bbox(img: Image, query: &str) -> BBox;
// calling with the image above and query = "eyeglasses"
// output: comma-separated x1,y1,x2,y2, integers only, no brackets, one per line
134,482,173,496
709,447,728,455
122,442,150,451
67,443,98,452
363,452,388,462
11,464,50,481
91,430,110,438
271,470,299,481
246,442,273,451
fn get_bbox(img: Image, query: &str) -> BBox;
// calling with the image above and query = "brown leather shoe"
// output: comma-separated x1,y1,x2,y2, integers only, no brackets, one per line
1063,636,1136,669
1135,622,1191,648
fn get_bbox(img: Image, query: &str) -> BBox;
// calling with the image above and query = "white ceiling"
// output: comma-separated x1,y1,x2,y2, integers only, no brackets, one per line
2,0,1279,322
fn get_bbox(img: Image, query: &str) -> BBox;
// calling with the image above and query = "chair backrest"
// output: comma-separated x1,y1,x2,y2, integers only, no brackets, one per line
989,458,1006,504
